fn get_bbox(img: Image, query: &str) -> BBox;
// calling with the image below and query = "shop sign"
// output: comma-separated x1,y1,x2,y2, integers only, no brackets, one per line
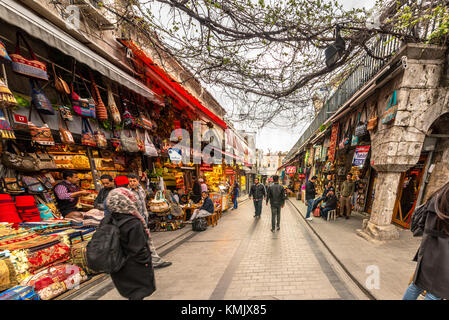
225,169,235,175
352,146,370,167
168,148,182,162
285,166,296,174
200,164,213,171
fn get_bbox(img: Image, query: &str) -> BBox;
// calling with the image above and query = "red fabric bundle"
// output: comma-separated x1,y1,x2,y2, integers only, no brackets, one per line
0,194,22,223
27,243,70,273
15,196,41,223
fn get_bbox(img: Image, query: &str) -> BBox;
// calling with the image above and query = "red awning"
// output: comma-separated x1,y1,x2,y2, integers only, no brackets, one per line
119,40,227,130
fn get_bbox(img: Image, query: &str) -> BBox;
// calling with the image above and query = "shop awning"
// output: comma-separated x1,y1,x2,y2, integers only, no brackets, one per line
118,40,228,130
0,0,160,102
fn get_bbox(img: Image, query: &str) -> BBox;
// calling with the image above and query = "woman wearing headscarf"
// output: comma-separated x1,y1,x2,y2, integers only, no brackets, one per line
105,188,156,300
403,181,449,300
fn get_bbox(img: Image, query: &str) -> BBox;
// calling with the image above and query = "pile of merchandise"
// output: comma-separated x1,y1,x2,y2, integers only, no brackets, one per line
0,221,97,300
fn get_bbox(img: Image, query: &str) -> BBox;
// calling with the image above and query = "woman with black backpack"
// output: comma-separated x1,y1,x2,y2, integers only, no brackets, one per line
403,181,449,300
105,187,156,300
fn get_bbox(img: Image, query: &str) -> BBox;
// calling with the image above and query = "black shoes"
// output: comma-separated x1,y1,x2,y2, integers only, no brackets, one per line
276,227,280,230
154,261,172,269
345,216,349,220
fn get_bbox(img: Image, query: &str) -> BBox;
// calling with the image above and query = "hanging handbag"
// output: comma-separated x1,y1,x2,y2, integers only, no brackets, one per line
33,149,56,170
28,103,55,146
89,71,108,121
52,63,70,95
0,78,18,108
10,32,48,81
58,105,73,121
110,130,122,152
1,142,39,172
355,107,368,137
94,130,108,149
382,90,398,125
144,130,159,157
0,108,16,139
21,176,45,193
120,91,135,129
36,174,54,190
367,104,378,131
0,40,12,63
106,83,121,125
58,109,75,145
81,118,96,147
1,167,25,194
71,62,96,118
30,80,55,115
136,129,145,152
120,129,139,153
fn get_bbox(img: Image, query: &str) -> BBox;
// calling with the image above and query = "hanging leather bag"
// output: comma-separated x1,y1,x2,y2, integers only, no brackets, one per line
94,130,108,149
58,108,75,145
33,149,57,170
52,63,70,95
1,167,25,194
382,90,398,125
367,104,379,131
21,175,45,194
10,32,48,81
1,142,39,172
144,130,159,157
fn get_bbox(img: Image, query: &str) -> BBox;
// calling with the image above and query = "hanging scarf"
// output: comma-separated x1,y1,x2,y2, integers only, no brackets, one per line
105,188,152,251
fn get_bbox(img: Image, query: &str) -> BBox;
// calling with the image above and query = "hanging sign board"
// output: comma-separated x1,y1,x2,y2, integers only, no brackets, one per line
168,148,182,162
352,146,370,167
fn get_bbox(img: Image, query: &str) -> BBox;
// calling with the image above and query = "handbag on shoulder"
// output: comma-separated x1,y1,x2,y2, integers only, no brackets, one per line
10,32,48,81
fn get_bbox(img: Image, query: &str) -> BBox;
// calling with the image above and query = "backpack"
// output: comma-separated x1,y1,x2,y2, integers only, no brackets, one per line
192,217,207,232
410,202,428,237
86,215,127,273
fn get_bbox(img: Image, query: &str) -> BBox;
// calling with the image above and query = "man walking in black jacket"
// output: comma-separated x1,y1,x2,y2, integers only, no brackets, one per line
249,178,266,218
305,176,317,221
266,175,286,232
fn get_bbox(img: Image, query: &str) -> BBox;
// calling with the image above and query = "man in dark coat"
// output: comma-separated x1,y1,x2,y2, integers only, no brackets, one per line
320,190,337,220
106,188,156,300
249,178,266,218
305,176,317,221
266,175,285,232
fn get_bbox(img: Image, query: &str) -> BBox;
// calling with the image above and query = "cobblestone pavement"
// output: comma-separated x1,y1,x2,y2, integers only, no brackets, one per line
74,199,367,300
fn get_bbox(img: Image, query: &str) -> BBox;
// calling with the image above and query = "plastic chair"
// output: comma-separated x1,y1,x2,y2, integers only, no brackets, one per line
327,209,337,221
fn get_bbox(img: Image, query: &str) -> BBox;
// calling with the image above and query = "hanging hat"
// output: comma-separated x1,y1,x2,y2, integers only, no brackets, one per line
114,176,129,187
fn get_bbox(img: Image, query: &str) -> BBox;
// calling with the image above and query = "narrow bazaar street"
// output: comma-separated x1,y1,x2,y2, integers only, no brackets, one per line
65,199,368,300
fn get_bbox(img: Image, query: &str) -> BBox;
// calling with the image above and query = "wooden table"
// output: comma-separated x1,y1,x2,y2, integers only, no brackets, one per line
180,203,202,221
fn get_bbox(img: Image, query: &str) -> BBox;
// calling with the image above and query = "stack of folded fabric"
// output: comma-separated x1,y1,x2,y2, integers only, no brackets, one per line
20,263,88,300
0,258,18,292
0,285,40,300
15,196,41,223
0,194,22,224
26,242,71,274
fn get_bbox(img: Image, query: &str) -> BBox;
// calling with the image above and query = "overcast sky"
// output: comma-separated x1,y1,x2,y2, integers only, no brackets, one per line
214,0,377,154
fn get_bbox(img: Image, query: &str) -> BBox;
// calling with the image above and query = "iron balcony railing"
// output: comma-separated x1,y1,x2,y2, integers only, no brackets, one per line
283,2,443,164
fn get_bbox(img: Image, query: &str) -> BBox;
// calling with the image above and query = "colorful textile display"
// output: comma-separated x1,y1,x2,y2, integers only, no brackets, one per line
70,241,97,274
0,194,22,224
26,243,70,273
0,259,18,291
0,285,40,300
20,263,87,299
15,196,41,223
0,232,60,251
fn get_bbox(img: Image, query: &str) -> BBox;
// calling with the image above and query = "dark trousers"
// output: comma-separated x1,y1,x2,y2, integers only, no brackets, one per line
253,199,263,216
271,206,281,230
233,197,238,209
321,207,334,219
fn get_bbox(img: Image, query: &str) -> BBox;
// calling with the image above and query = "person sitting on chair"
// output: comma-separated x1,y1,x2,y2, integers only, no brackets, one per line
320,190,337,220
189,191,214,221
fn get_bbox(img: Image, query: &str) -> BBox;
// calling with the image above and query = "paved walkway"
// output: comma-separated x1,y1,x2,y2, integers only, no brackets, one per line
288,198,421,300
75,198,366,300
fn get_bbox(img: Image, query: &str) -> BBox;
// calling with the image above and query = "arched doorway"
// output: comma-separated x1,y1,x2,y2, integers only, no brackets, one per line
392,113,449,228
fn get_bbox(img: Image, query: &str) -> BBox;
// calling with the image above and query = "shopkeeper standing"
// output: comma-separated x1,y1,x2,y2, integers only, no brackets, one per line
54,170,90,220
